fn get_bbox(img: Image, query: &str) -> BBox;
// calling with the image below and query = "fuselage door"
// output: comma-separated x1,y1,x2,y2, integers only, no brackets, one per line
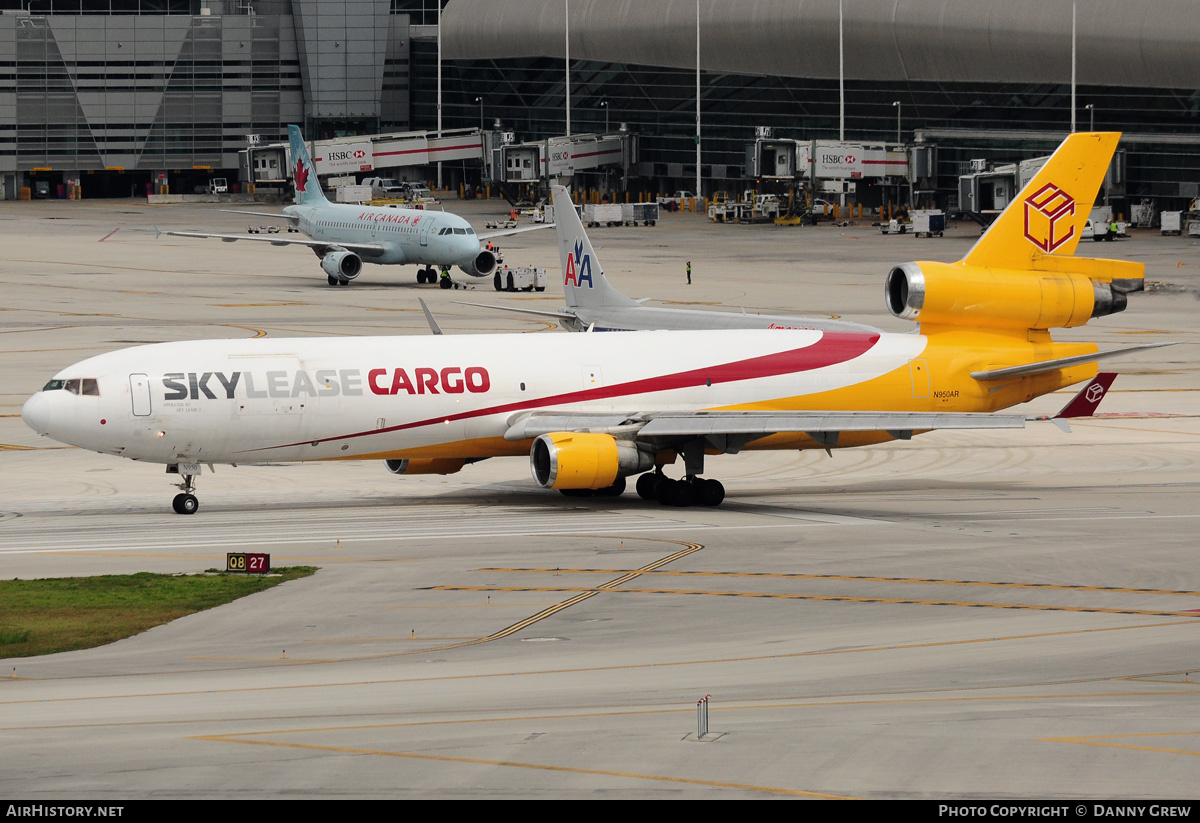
909,359,930,399
130,373,152,416
419,217,433,247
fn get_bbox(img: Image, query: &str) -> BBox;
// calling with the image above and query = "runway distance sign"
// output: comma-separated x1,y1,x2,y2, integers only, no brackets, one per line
226,552,270,573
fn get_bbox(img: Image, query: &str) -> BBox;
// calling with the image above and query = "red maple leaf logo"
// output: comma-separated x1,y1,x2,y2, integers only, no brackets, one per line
294,159,309,193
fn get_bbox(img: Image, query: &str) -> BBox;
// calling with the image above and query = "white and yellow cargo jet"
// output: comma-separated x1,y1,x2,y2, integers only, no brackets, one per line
161,125,540,287
25,132,1167,513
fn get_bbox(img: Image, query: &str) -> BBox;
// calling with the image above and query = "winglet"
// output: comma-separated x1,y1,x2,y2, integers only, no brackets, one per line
1055,372,1117,419
417,298,443,336
1029,372,1117,432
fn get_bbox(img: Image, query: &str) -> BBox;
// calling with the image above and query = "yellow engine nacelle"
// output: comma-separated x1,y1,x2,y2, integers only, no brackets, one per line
530,432,654,490
885,260,1133,331
384,458,466,475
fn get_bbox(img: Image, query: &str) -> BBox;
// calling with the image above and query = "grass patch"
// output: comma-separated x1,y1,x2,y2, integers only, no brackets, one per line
0,567,316,658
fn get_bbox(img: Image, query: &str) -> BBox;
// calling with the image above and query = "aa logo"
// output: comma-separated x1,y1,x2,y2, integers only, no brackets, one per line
564,239,594,287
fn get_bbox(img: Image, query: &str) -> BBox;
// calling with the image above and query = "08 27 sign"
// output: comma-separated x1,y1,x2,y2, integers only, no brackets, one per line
226,552,270,573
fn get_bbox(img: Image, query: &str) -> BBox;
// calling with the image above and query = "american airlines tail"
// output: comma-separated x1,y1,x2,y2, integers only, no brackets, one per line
288,124,330,207
550,185,639,310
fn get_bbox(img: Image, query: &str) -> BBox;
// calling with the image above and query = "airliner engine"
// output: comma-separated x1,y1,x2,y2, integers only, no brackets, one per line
321,250,363,282
458,249,497,279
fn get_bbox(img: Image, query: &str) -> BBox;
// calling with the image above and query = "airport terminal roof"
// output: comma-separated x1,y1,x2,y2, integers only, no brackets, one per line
442,0,1200,89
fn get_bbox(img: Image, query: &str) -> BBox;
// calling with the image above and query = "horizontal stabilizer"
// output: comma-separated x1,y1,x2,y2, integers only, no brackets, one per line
970,343,1174,381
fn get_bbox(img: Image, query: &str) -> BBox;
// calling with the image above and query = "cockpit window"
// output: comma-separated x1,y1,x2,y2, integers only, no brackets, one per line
50,378,100,396
465,227,475,235
454,228,467,235
439,228,449,235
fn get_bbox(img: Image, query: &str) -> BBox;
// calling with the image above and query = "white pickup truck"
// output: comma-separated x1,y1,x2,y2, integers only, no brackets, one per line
656,190,694,208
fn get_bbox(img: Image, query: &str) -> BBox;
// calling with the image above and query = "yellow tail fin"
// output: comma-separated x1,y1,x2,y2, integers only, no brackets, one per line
962,132,1120,271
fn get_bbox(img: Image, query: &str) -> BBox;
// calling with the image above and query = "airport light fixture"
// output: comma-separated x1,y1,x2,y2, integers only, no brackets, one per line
600,100,608,133
1086,103,1095,131
475,97,484,130
893,101,902,145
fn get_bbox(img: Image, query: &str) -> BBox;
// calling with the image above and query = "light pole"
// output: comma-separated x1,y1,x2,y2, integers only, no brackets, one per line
600,100,608,133
1085,103,1095,131
892,101,901,145
565,0,571,137
475,97,484,130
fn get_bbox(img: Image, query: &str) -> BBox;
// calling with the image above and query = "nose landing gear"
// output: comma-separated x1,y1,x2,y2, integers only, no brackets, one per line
168,466,199,515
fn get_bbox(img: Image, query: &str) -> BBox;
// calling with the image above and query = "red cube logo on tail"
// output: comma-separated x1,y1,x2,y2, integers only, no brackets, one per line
1023,183,1075,253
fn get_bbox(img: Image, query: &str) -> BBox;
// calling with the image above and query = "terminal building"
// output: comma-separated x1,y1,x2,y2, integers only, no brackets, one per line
2,0,1198,213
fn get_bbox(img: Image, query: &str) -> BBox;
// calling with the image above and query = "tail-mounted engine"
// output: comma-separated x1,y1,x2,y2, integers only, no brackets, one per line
885,257,1144,331
321,250,363,281
530,432,654,490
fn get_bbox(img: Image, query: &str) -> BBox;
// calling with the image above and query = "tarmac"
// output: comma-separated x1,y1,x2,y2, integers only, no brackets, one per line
0,196,1198,798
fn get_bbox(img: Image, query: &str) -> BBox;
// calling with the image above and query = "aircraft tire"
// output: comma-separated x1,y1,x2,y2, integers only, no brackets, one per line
698,478,725,507
506,273,516,292
494,273,502,290
653,476,674,504
635,473,658,500
172,493,199,515
667,481,695,507
328,275,339,286
559,488,594,497
597,476,626,497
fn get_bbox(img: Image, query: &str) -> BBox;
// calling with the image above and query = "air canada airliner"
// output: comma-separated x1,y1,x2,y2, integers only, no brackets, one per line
26,132,1168,514
161,125,544,287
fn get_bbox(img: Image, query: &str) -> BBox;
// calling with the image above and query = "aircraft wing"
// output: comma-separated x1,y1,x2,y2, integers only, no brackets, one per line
158,229,385,255
504,409,1027,445
219,209,300,222
453,301,579,322
478,223,555,241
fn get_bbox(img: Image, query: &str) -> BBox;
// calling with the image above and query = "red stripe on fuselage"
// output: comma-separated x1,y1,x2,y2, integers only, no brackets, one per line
243,332,880,453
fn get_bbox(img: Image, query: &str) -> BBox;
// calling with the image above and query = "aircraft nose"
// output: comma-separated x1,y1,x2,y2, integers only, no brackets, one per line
21,392,49,435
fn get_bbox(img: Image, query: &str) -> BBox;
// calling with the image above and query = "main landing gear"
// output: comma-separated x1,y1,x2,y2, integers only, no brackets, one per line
169,466,199,515
328,275,349,286
635,469,725,507
416,266,438,284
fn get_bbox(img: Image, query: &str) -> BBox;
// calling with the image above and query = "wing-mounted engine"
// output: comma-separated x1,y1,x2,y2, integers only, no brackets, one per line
384,458,465,475
457,249,497,279
321,250,363,281
530,432,654,490
885,256,1144,331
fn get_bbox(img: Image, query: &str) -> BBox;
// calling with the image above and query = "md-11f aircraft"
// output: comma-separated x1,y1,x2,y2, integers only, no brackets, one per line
25,132,1168,514
161,125,544,287
466,184,880,333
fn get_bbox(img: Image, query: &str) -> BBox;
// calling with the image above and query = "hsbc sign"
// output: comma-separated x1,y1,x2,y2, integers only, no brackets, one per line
814,143,864,179
319,141,374,173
